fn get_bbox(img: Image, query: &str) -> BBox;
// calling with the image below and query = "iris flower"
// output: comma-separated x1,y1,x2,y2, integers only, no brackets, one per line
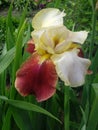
15,8,91,102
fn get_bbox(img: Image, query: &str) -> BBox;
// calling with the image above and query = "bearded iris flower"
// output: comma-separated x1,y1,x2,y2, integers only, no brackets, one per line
15,8,91,102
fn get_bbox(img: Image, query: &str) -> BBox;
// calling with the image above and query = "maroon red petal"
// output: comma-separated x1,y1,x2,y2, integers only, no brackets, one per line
26,39,35,54
78,48,84,57
15,53,58,102
87,70,93,75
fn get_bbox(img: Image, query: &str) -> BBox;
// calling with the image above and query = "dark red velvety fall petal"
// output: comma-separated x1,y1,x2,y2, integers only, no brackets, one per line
15,53,58,102
26,39,35,54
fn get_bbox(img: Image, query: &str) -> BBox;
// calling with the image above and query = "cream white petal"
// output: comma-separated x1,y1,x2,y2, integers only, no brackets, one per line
32,26,68,54
68,31,88,44
31,25,88,55
54,28,88,53
31,28,54,54
51,49,91,87
31,29,45,44
32,8,66,30
40,30,55,54
39,26,68,54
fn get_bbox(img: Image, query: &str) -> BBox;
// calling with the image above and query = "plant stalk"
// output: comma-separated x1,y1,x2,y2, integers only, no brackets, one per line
64,86,70,130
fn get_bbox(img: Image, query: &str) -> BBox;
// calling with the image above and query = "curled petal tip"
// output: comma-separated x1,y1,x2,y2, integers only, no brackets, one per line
69,31,88,44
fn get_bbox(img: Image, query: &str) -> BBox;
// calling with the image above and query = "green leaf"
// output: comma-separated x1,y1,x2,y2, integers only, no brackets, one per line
12,107,33,130
23,24,31,46
81,125,86,130
17,2,28,33
10,20,27,99
2,108,12,130
0,96,61,124
80,107,86,125
13,20,26,76
87,83,98,130
6,27,15,49
64,86,70,130
91,49,98,74
6,2,14,50
10,9,27,99
6,2,13,32
0,47,15,74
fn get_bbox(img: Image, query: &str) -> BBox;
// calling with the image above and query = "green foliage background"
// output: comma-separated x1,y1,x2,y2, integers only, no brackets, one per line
0,0,98,130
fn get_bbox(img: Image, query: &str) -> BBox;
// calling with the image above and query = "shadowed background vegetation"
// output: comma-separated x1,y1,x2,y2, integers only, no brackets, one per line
0,0,98,130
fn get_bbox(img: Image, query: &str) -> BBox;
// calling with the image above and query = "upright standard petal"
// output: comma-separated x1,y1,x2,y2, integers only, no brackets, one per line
32,8,66,29
55,29,88,53
32,26,88,55
32,26,75,55
51,49,91,87
15,53,58,102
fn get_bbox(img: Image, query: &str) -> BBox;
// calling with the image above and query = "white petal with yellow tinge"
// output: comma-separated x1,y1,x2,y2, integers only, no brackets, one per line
51,49,91,87
32,8,66,29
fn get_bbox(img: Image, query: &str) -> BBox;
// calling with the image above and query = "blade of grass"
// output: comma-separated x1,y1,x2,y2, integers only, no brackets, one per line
0,47,15,74
12,107,33,130
54,0,61,8
0,71,6,95
0,95,62,124
46,96,61,130
2,107,12,130
87,83,98,130
89,0,97,59
17,2,28,33
23,24,31,46
10,3,28,99
10,20,27,99
64,86,70,130
13,20,26,75
90,49,98,82
6,2,15,50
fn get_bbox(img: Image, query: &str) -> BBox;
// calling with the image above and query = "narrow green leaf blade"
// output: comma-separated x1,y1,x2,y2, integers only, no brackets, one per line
12,107,33,130
87,83,98,130
18,2,28,33
6,2,14,50
13,20,26,75
0,47,15,74
0,96,61,124
2,108,12,130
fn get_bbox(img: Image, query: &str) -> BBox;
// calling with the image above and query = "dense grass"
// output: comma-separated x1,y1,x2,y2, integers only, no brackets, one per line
0,0,98,130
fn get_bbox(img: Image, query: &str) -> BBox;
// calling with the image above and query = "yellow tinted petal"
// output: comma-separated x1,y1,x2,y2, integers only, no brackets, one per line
32,8,66,29
54,29,88,53
40,26,68,54
31,25,88,55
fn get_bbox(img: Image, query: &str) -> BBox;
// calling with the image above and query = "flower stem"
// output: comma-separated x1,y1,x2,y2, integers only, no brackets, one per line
89,2,97,59
64,86,70,130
